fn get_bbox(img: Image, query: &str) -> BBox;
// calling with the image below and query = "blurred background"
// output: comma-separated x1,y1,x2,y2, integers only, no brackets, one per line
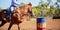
0,0,60,30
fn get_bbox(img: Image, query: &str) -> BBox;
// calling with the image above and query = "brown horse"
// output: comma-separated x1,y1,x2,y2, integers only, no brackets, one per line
0,3,33,30
19,3,33,21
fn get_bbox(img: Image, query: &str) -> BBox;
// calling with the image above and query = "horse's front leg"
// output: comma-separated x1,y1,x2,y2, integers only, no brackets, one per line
8,22,13,30
17,24,20,30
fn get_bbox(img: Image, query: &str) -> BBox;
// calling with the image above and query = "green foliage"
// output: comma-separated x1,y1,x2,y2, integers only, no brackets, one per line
0,8,3,10
57,0,60,2
32,0,60,17
0,8,3,12
32,6,41,17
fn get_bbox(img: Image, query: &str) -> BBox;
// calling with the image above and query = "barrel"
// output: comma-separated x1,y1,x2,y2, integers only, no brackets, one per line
37,18,46,30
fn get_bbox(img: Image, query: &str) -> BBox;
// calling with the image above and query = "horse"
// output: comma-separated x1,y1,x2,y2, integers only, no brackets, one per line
19,3,33,21
0,3,34,30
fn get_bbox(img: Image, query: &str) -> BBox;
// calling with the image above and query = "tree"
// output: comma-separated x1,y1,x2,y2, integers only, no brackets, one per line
57,0,60,2
32,0,60,17
0,8,3,10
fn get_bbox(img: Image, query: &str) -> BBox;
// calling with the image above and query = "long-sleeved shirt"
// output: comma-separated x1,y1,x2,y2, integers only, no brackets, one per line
11,0,19,6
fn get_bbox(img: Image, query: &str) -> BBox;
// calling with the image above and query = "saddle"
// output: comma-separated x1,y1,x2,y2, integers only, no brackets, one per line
3,9,19,21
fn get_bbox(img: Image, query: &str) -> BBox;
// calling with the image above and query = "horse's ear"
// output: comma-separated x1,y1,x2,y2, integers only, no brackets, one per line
28,3,32,6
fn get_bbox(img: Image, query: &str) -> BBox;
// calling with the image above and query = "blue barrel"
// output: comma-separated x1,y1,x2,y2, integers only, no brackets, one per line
37,18,46,23
37,18,46,30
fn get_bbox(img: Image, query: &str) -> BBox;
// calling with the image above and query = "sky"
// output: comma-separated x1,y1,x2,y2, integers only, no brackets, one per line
0,0,59,9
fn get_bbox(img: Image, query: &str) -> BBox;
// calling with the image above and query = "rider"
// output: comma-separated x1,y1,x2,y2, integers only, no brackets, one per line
6,0,19,17
3,0,20,20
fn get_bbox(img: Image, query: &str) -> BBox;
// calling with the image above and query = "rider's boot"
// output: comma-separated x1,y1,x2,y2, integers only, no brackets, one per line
5,11,12,21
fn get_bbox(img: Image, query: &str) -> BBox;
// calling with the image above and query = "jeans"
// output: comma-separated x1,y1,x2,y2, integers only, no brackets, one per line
6,6,14,16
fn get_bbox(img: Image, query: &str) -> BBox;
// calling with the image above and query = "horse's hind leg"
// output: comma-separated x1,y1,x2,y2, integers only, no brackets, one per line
8,22,13,30
0,20,7,27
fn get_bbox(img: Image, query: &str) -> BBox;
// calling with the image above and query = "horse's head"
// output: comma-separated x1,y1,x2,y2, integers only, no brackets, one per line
27,3,34,17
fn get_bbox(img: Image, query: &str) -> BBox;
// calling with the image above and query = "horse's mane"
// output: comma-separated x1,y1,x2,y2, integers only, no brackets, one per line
19,4,31,9
19,5,25,9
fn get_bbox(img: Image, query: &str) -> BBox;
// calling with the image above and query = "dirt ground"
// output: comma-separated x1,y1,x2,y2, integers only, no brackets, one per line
0,17,60,30
0,18,36,30
46,17,60,30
